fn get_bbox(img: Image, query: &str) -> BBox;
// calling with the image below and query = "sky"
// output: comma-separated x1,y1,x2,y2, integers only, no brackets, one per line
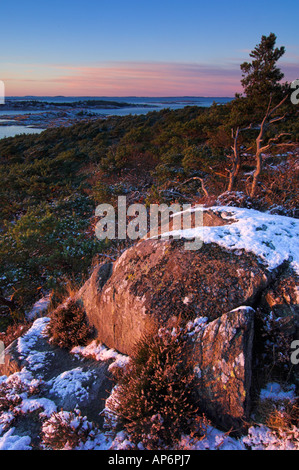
0,0,298,97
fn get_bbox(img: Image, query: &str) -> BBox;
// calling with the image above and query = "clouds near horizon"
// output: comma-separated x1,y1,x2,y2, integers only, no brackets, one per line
3,59,298,97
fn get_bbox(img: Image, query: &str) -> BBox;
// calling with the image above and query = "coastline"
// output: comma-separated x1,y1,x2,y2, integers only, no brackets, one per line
0,96,232,138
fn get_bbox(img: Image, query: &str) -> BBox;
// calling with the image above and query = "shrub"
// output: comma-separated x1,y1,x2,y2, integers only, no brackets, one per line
48,298,93,350
41,410,98,450
254,309,294,384
266,398,299,439
0,321,32,347
182,145,212,173
0,381,22,413
91,181,113,205
107,321,206,449
248,397,299,449
0,376,41,413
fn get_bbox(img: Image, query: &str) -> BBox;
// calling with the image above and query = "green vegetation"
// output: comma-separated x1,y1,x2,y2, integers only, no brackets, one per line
0,34,298,329
239,33,286,113
4,99,141,109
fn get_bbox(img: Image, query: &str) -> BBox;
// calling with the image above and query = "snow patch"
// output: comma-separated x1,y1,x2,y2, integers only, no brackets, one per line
17,317,50,357
71,340,130,371
260,382,297,402
26,293,52,321
0,428,31,450
162,206,299,274
48,367,93,403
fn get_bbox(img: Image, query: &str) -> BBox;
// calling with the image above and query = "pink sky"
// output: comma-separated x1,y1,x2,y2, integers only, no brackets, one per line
3,61,298,97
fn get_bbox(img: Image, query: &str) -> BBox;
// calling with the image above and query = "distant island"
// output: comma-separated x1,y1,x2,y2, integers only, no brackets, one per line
1,98,151,111
0,98,155,130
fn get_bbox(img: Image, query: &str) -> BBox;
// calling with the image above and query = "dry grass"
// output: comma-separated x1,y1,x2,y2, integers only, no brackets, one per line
0,321,32,348
254,393,299,445
266,399,299,435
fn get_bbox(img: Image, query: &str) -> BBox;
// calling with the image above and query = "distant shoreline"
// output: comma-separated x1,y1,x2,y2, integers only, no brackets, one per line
0,96,233,138
0,98,151,111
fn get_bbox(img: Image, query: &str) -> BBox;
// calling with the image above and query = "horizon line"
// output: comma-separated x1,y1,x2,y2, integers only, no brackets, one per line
5,95,235,99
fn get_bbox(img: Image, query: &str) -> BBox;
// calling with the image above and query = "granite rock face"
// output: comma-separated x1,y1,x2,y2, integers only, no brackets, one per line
3,229,297,432
76,236,276,429
194,306,255,430
261,263,299,338
79,238,271,356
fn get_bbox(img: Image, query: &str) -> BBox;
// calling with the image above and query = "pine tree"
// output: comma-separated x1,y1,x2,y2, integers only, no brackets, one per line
240,33,285,110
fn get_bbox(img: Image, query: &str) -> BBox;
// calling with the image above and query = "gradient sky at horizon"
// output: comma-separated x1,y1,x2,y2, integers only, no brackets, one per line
1,0,298,97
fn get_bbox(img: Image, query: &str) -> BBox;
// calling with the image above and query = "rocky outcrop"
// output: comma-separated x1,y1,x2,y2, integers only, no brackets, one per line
261,263,299,338
79,238,271,356
0,320,113,426
77,234,299,430
2,228,298,434
195,306,254,430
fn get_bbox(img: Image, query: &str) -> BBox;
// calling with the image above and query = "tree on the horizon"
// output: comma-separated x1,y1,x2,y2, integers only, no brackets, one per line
224,33,293,194
238,33,286,114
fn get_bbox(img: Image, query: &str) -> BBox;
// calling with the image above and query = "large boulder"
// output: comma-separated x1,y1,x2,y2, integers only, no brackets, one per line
78,238,271,356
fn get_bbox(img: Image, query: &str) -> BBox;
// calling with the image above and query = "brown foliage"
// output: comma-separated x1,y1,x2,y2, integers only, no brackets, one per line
48,298,93,350
41,410,97,450
0,322,32,348
266,398,299,435
107,321,207,449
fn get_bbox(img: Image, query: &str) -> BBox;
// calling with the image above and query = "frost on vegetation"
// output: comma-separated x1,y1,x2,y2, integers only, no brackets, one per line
243,425,299,450
48,368,93,404
71,340,130,371
0,412,14,434
186,317,208,336
0,369,57,439
179,425,245,450
41,409,104,450
260,382,297,402
0,428,32,450
242,382,299,450
101,385,120,437
25,294,52,321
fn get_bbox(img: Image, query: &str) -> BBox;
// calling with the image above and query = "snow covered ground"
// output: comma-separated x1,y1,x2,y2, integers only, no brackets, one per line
0,314,298,450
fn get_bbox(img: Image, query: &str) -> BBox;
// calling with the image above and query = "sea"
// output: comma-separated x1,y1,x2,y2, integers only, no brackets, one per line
0,96,232,140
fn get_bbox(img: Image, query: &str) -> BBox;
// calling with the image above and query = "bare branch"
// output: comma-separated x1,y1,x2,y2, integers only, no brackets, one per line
267,132,291,144
268,94,289,118
268,113,287,125
250,94,290,197
178,176,209,198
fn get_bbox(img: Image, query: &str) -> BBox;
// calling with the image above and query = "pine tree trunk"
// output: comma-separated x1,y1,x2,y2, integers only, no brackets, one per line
227,128,241,192
250,151,262,198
